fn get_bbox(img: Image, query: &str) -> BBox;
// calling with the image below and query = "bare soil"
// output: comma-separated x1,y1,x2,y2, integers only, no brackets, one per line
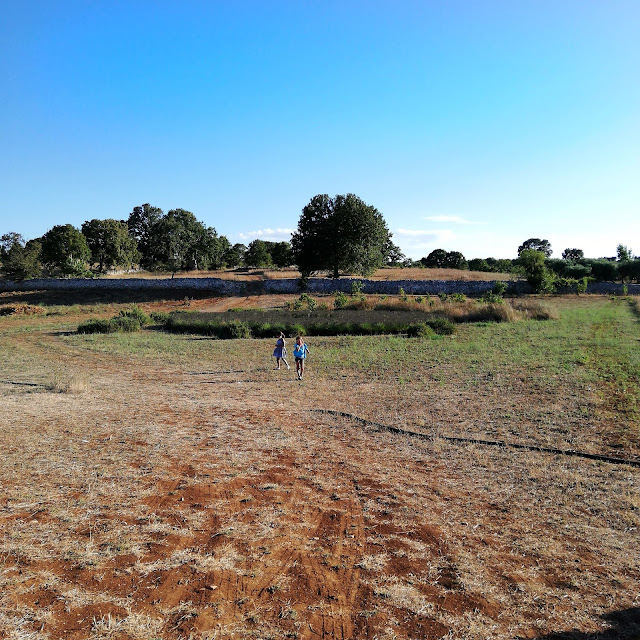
0,294,638,640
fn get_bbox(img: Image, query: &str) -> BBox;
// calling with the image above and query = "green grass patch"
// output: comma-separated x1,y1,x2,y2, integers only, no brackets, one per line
161,308,455,338
77,305,152,334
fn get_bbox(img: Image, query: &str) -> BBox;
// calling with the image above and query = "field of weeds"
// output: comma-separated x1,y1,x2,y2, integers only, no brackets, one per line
0,292,638,639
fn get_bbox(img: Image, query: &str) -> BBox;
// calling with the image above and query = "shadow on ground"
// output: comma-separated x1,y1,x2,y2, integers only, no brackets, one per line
531,608,640,640
0,289,228,306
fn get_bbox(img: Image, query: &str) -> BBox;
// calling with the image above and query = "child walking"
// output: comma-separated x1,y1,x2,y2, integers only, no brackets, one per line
292,336,310,380
272,332,290,370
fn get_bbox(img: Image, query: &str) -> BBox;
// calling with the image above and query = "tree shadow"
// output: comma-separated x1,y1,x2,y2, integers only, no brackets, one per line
531,608,640,639
0,289,228,307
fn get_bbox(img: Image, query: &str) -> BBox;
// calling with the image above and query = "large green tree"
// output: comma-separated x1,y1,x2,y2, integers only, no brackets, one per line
127,203,164,269
244,240,273,268
517,249,555,292
0,234,42,280
41,224,91,276
518,238,552,257
223,243,247,268
269,241,294,268
82,218,139,272
146,209,228,274
562,248,584,261
291,194,393,278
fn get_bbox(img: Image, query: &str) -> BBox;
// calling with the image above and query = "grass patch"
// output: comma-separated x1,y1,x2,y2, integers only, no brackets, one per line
77,305,152,334
162,308,455,338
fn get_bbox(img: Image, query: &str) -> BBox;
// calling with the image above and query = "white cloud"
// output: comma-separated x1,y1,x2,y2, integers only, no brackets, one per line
393,228,456,259
235,228,295,242
423,215,478,225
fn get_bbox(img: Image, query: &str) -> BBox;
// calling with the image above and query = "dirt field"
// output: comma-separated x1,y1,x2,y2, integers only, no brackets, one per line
0,293,638,639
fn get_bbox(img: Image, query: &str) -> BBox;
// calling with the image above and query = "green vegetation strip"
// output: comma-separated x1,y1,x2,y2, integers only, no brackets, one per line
311,409,640,468
162,309,455,338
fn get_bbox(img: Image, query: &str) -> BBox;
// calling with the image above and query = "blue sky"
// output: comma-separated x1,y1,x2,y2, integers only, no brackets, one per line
1,1,638,260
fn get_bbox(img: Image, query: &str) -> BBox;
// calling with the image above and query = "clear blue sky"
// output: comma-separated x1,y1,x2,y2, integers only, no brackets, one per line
2,1,638,260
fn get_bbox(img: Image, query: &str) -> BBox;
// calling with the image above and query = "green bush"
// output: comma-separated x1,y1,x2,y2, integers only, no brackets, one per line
150,311,170,324
110,316,143,332
77,318,113,334
406,322,436,338
119,305,151,325
223,320,250,339
77,316,142,334
424,316,455,335
479,290,503,304
334,291,348,309
492,281,508,296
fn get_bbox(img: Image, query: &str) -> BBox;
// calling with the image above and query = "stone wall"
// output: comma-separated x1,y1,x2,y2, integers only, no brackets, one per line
0,277,638,296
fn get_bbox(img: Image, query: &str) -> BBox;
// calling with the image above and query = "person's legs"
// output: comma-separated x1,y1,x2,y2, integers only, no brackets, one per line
275,358,281,369
299,359,304,379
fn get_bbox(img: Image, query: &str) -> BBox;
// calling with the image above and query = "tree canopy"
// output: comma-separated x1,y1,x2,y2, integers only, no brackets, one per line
518,238,552,257
41,224,91,276
562,248,584,261
127,204,163,269
0,234,42,280
82,218,139,272
421,249,468,270
291,194,393,278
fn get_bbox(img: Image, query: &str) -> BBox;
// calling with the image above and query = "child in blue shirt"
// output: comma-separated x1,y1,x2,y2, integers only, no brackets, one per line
292,336,310,380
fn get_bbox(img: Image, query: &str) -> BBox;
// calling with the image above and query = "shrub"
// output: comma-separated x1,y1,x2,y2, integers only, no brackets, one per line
406,322,436,338
78,318,113,334
110,316,143,332
334,291,348,309
492,281,508,296
424,316,456,335
478,292,503,304
77,316,142,334
576,277,588,294
150,311,170,324
119,305,151,326
351,280,365,296
223,320,250,339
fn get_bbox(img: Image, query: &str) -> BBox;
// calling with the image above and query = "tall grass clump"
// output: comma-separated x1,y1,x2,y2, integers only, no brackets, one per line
77,305,152,334
510,300,558,320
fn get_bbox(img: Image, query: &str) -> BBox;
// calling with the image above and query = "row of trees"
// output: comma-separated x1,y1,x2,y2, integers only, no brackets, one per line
1,199,638,283
0,194,404,280
0,205,301,280
418,239,640,285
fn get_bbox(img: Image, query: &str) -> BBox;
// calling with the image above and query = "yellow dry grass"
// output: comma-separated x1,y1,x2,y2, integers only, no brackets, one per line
0,293,638,640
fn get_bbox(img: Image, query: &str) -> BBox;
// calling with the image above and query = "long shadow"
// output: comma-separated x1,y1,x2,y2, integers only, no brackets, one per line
0,380,45,387
531,607,640,640
0,289,231,307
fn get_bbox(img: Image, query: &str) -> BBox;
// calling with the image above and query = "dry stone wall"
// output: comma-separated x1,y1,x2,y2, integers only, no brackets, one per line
1,277,638,295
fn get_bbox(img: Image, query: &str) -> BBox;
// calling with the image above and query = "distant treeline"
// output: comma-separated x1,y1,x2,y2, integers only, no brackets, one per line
1,201,638,286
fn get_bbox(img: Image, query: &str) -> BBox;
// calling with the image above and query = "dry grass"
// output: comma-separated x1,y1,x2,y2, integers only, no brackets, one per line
0,292,638,639
342,294,555,323
101,266,513,282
